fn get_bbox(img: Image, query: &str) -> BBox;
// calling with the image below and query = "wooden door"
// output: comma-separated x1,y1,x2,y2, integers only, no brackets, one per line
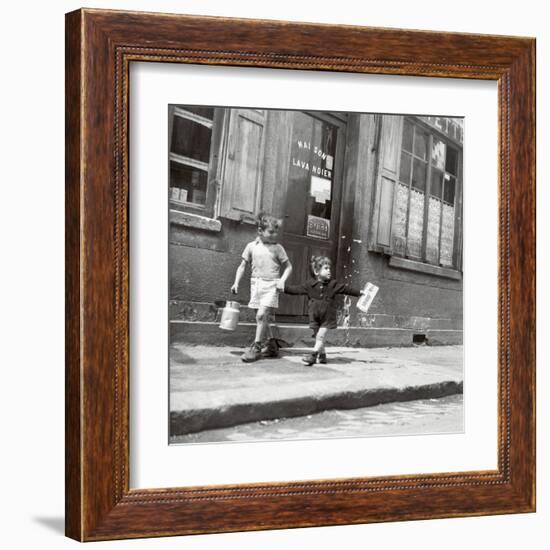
278,111,347,319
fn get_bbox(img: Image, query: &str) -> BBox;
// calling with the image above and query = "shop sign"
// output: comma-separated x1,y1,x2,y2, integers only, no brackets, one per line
418,116,464,144
307,215,330,239
291,139,334,179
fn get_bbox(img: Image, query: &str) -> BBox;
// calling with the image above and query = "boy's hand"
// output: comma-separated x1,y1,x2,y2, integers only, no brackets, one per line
276,279,285,292
230,283,239,294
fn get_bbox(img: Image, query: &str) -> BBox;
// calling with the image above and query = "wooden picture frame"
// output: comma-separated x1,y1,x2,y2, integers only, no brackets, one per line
65,8,535,541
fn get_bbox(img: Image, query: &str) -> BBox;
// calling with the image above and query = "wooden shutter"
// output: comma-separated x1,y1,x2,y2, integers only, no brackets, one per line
168,105,175,151
368,115,403,253
219,109,266,221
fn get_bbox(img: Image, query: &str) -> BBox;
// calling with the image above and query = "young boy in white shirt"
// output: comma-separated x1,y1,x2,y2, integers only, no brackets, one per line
231,213,293,362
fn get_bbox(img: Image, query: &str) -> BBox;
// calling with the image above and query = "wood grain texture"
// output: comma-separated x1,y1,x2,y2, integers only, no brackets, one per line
65,8,83,540
65,8,536,541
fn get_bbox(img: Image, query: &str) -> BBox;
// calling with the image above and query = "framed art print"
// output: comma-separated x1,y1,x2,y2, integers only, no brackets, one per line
65,8,535,541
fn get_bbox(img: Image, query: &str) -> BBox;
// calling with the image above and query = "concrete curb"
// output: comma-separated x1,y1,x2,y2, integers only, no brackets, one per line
170,379,463,436
171,321,463,348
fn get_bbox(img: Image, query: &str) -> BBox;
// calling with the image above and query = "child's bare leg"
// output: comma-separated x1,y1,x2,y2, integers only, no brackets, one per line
310,327,319,351
313,327,328,354
242,307,271,362
255,306,271,343
257,311,282,358
266,310,279,339
302,327,326,366
316,328,326,354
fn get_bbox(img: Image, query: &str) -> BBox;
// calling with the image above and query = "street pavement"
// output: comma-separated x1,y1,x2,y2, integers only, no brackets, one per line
170,344,463,438
172,394,463,444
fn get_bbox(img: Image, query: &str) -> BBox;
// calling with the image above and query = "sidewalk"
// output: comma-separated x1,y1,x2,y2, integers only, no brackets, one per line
170,344,463,436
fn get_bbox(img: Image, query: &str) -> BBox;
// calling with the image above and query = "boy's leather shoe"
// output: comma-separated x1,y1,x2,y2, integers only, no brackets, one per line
261,338,280,358
242,342,262,362
318,353,327,364
301,352,318,366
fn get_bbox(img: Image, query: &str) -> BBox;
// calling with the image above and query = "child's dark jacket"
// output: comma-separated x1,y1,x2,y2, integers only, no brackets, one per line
284,278,361,330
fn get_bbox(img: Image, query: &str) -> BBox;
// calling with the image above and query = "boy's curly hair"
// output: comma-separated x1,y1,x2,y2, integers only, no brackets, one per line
256,212,282,231
310,255,332,275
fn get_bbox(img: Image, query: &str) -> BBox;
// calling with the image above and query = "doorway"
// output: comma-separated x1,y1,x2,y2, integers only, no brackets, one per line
277,111,347,320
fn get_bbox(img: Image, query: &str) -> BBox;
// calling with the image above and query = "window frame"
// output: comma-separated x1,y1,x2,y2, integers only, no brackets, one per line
168,105,226,219
393,116,463,272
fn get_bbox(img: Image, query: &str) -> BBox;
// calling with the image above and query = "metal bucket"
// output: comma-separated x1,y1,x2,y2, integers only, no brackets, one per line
219,301,240,331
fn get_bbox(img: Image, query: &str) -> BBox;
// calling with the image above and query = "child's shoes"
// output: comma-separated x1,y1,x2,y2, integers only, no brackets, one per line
261,338,280,358
302,352,318,366
318,353,327,364
242,342,262,362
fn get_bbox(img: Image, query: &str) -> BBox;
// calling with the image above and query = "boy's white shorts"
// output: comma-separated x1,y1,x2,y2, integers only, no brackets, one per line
248,278,279,309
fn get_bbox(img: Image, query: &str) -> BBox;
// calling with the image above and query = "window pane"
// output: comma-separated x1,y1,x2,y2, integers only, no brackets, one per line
411,158,427,192
430,168,443,198
440,203,456,266
431,139,446,170
171,115,212,164
285,112,314,235
413,128,428,160
407,187,425,258
392,183,408,255
169,161,208,206
443,175,456,204
445,146,458,175
395,119,461,268
402,119,413,152
426,196,441,264
179,106,214,120
308,119,336,222
399,151,412,184
285,112,337,236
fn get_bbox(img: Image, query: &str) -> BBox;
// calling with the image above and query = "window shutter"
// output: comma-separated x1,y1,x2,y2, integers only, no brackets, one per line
368,115,403,253
219,109,266,221
168,105,175,151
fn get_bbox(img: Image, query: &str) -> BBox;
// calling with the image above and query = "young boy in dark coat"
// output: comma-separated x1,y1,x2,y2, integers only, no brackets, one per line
282,255,363,366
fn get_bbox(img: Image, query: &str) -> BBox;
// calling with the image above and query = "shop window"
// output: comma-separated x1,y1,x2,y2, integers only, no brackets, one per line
284,112,337,239
169,106,223,218
371,115,463,272
169,106,267,223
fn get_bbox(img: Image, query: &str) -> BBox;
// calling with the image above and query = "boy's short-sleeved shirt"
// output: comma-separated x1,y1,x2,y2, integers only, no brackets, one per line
242,238,289,280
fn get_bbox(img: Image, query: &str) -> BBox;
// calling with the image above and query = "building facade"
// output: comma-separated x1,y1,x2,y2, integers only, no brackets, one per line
169,106,463,346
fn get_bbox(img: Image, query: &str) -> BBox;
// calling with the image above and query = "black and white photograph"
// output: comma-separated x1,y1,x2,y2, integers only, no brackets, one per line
4,0,544,547
168,106,464,444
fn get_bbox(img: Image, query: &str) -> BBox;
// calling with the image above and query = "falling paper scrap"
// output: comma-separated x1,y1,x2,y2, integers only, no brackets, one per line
356,282,379,313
